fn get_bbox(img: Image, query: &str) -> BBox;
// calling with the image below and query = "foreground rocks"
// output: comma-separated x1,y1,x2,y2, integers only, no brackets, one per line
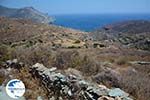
1,59,133,100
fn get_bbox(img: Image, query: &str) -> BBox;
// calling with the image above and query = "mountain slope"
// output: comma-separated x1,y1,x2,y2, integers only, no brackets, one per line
0,5,54,24
92,20,150,51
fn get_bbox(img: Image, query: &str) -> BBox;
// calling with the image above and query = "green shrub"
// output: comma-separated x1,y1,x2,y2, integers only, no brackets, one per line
74,40,81,44
0,76,4,85
116,57,128,65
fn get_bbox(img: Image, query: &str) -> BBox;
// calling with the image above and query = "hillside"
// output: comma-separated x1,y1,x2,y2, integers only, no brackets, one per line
92,20,150,51
103,20,150,34
0,17,150,100
0,5,54,24
0,17,91,49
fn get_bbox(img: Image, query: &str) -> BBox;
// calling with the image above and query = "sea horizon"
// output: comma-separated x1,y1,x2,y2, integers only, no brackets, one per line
52,13,150,31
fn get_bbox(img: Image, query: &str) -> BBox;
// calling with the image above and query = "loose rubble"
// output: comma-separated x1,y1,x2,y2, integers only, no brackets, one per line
1,59,133,100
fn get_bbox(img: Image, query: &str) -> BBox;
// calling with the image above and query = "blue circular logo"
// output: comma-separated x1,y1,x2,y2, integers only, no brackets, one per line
6,79,25,99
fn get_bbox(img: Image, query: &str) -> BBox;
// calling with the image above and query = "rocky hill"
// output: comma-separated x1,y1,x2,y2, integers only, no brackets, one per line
92,20,150,51
0,5,54,24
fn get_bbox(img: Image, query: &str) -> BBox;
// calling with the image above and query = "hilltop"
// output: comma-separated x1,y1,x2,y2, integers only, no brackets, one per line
0,5,54,24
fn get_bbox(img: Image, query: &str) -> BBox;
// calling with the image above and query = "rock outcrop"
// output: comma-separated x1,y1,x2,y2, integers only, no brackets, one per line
0,5,54,24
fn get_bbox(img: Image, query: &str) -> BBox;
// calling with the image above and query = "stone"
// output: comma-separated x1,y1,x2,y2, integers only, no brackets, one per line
65,68,83,79
54,73,67,82
12,59,18,63
43,69,51,75
115,96,122,100
98,96,114,100
19,62,24,67
32,63,45,69
131,61,150,65
59,97,63,100
122,97,133,100
108,88,129,97
62,85,69,94
68,90,72,96
88,87,108,97
84,91,94,100
49,96,55,100
68,74,77,80
6,60,12,65
78,80,89,90
93,42,106,48
49,67,57,72
37,96,44,100
98,84,109,90
87,84,109,96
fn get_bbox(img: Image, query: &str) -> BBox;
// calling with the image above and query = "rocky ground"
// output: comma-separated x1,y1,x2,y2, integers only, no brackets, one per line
1,59,133,100
0,17,150,100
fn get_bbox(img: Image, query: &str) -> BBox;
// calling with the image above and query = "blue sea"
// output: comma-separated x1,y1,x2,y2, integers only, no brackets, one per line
53,14,150,32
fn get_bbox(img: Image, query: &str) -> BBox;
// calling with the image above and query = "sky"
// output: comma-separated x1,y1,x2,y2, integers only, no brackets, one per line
0,0,150,15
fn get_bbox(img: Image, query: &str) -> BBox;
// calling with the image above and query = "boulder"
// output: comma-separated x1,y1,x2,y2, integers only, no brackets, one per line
65,68,83,79
108,88,129,97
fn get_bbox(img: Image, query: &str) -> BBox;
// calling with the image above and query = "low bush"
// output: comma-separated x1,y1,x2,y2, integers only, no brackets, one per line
0,44,12,64
116,57,128,65
74,40,81,44
0,73,5,85
119,70,150,100
53,50,101,75
12,46,53,66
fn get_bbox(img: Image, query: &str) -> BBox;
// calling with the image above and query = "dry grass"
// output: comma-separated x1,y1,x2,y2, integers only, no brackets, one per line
11,45,54,66
119,70,150,100
53,50,101,75
0,73,5,85
115,57,129,66
0,43,150,100
0,44,13,64
11,67,48,99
